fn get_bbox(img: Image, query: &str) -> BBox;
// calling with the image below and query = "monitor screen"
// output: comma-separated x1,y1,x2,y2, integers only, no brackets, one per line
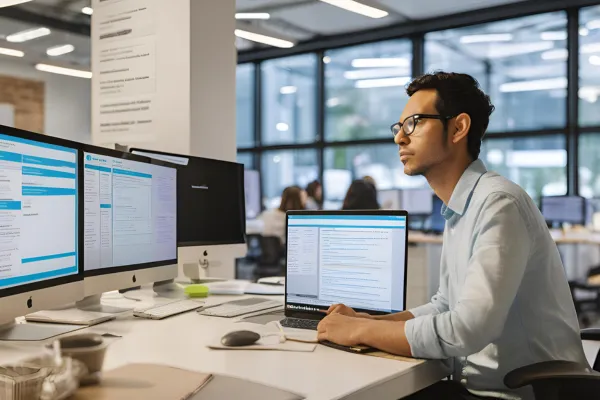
83,151,177,273
429,195,445,233
285,213,407,314
378,190,400,210
244,170,261,220
0,133,79,290
401,189,433,215
130,149,245,246
541,196,586,225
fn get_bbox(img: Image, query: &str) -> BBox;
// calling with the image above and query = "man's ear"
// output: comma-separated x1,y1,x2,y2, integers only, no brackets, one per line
452,113,471,144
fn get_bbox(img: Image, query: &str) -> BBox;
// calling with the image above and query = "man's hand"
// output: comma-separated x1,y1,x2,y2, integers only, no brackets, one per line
317,313,367,346
324,303,372,319
324,303,358,317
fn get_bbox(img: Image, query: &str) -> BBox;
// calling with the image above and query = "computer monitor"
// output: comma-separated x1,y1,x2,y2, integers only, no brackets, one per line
129,148,246,246
284,210,408,318
541,196,586,225
378,188,433,216
0,125,84,340
244,169,261,220
429,195,446,234
378,189,400,210
81,145,177,310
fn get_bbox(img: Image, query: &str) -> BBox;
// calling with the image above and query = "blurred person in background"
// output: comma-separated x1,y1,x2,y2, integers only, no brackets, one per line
258,185,306,244
305,180,323,210
342,180,379,210
363,175,377,190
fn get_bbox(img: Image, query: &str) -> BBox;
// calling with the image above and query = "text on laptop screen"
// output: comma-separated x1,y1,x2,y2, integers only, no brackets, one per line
286,214,407,313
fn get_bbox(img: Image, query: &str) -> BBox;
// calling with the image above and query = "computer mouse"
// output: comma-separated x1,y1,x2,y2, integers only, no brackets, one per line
221,330,261,347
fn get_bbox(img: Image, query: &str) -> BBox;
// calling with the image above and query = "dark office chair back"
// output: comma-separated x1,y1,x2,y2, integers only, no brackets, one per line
259,236,283,266
504,328,600,399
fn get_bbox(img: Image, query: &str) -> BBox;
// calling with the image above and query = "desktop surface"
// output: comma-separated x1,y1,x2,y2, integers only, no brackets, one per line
285,211,408,317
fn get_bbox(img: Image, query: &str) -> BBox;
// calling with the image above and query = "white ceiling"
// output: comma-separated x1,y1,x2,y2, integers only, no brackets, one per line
0,0,530,67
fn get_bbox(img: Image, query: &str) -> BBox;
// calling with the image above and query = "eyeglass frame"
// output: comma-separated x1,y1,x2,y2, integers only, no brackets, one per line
390,113,457,137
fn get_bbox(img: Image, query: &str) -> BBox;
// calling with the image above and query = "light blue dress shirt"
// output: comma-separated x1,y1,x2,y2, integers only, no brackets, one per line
404,159,587,400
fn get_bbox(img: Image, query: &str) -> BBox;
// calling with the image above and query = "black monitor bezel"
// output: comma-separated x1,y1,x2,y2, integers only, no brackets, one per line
81,144,179,278
129,147,246,247
284,209,409,321
0,124,83,299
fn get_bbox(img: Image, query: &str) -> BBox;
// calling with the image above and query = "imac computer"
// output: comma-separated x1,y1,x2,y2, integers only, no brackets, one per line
129,148,246,246
0,125,85,341
429,195,446,233
378,189,433,215
541,196,586,226
244,169,261,220
79,145,178,311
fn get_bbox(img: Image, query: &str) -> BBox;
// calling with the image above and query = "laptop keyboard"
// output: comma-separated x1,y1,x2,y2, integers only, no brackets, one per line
280,318,319,331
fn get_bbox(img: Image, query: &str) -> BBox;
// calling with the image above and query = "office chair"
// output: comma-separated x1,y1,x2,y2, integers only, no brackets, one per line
504,328,600,400
568,265,600,327
255,236,284,277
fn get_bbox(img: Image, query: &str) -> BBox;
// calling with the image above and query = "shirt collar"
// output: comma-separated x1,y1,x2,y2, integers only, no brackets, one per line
440,159,487,220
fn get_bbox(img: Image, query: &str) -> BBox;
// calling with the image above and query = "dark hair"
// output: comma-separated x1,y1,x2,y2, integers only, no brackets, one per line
406,71,495,160
279,186,305,212
342,180,379,210
306,180,321,198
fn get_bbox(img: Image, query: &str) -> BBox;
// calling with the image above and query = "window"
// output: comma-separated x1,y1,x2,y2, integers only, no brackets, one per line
579,6,600,126
237,152,254,169
579,134,600,198
323,143,427,208
481,135,567,203
425,12,567,133
236,64,255,148
261,149,318,209
261,55,317,145
324,40,412,141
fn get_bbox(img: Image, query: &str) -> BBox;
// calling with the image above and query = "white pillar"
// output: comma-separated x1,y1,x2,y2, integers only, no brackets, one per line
91,0,240,279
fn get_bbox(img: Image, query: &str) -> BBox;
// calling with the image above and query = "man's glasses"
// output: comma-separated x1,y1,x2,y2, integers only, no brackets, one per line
390,114,456,137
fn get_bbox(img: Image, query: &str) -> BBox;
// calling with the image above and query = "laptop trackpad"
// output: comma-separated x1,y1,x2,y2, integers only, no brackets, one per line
240,311,285,325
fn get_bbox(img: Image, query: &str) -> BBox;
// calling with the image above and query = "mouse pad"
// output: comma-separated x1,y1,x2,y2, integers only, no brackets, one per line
207,323,316,352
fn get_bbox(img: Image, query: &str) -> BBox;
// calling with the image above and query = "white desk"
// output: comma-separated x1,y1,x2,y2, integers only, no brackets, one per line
0,291,449,400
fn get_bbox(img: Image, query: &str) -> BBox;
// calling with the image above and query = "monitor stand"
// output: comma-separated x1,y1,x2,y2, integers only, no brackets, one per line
153,279,186,299
76,294,133,314
0,320,84,342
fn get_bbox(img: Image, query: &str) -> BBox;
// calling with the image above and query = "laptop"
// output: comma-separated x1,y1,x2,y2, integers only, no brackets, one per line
280,210,409,331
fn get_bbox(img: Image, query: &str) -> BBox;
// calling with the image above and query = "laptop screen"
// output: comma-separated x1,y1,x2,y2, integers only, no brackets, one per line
286,213,408,315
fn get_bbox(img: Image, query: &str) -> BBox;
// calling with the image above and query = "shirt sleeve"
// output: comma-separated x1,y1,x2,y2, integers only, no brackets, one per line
409,289,450,318
405,193,532,359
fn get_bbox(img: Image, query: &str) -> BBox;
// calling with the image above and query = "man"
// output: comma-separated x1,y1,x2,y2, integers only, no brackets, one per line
316,72,587,400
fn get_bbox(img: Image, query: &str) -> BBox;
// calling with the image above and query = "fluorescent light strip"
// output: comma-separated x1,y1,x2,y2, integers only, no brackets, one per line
344,67,408,80
540,31,567,41
319,0,388,19
280,86,297,94
46,44,74,56
7,27,51,43
459,33,513,44
35,64,92,79
0,47,24,57
82,6,93,15
499,77,567,93
351,57,409,68
590,55,600,66
234,29,294,48
0,0,32,7
582,42,600,54
235,12,270,20
354,76,411,89
541,49,568,61
586,19,600,30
